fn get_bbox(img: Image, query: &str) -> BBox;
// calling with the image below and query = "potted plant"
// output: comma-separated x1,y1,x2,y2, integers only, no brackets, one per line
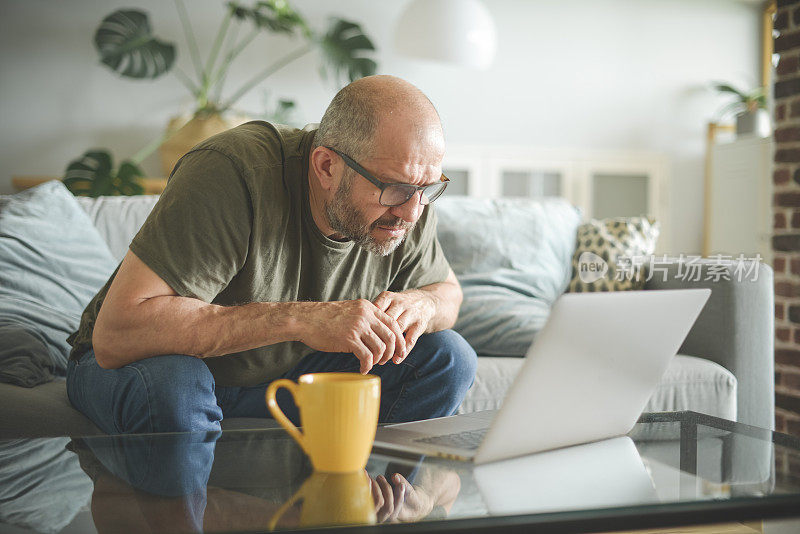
712,81,769,138
92,0,377,177
62,150,145,197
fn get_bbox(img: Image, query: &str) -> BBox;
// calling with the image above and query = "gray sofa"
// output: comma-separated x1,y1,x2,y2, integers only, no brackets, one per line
0,183,775,439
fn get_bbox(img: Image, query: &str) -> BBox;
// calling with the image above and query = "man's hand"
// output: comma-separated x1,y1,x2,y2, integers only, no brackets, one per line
372,290,436,364
370,473,434,523
295,300,407,374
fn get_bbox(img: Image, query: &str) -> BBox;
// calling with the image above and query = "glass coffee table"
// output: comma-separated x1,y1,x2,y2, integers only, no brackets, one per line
0,411,798,533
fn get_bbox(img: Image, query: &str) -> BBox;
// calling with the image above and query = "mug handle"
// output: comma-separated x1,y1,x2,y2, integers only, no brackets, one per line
266,379,307,453
268,484,305,531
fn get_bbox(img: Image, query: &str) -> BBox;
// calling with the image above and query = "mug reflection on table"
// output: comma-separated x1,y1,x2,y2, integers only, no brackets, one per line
268,470,376,529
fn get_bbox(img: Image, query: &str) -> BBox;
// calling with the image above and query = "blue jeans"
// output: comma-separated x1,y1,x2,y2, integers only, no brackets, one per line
66,330,477,435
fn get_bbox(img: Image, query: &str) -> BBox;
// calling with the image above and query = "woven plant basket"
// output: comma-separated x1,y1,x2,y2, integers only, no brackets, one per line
159,114,242,176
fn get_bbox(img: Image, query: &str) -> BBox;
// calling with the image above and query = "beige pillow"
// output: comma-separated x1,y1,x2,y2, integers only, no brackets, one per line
568,217,660,292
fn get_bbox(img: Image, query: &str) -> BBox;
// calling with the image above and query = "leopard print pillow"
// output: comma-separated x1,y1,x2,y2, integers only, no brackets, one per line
568,217,660,292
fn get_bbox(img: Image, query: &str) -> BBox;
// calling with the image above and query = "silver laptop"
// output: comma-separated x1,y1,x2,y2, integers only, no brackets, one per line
373,288,711,464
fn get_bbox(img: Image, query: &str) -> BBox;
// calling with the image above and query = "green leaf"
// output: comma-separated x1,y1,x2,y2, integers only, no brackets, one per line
273,98,297,123
63,150,112,197
62,150,145,197
745,87,767,109
115,161,145,195
116,161,144,181
95,9,176,79
61,177,93,196
712,82,747,100
317,18,377,86
228,3,250,19
714,100,746,120
227,0,307,35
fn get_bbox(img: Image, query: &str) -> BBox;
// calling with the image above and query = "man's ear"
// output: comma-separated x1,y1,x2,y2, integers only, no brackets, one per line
310,146,337,193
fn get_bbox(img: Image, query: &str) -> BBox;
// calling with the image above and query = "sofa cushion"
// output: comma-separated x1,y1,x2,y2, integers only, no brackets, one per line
435,197,581,356
0,325,61,388
0,182,117,385
645,355,737,420
568,217,660,292
0,379,279,439
0,380,102,438
456,356,521,414
457,355,737,422
76,195,160,262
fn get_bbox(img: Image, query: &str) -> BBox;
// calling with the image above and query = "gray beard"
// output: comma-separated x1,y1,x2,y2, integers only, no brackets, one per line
324,175,415,256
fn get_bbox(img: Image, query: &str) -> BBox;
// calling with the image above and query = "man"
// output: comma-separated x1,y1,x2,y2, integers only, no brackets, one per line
66,75,477,435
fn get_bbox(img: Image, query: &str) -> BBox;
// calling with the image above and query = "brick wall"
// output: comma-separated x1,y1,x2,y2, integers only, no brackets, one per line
773,0,800,437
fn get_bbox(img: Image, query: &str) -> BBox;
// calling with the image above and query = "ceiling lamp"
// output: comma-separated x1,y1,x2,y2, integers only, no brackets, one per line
393,0,497,69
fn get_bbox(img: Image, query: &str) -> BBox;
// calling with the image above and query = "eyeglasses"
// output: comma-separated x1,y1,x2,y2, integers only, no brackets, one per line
324,146,449,207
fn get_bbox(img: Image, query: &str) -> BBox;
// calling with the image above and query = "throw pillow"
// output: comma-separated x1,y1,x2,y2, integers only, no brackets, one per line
0,181,117,386
76,195,160,262
435,197,582,356
567,217,659,292
0,326,56,387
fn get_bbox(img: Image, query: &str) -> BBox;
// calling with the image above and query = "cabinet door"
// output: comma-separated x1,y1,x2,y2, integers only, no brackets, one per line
500,170,563,198
580,159,668,254
441,151,488,197
440,168,471,197
591,173,650,219
709,136,773,262
489,157,574,201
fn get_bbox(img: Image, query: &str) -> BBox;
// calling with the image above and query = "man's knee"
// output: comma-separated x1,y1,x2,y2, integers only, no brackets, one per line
121,354,222,434
413,329,477,389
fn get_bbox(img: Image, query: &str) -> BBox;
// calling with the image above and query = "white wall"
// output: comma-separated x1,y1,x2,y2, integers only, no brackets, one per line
0,0,763,254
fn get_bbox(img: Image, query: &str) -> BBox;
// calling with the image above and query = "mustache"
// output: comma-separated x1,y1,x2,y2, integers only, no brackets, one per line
371,217,414,231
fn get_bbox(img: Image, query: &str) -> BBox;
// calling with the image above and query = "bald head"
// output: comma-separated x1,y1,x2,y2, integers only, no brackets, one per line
313,75,443,161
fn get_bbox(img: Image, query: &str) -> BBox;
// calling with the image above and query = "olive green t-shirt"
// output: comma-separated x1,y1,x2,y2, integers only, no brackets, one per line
67,121,452,386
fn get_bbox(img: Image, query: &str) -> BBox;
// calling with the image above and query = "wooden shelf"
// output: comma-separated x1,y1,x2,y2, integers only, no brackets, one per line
12,175,168,195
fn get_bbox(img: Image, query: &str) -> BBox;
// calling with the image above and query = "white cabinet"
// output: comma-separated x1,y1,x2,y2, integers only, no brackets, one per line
707,136,773,263
441,146,670,253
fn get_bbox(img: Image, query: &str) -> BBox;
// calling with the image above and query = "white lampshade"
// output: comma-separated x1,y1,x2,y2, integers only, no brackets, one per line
393,0,497,69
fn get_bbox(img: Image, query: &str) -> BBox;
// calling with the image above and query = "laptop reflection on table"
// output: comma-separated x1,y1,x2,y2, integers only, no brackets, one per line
474,436,659,516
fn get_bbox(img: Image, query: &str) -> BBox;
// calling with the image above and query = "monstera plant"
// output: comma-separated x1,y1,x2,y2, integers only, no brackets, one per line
63,150,145,197
64,0,377,195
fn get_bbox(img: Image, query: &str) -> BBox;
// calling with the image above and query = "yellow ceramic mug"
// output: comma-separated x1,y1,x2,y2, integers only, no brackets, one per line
268,470,376,530
266,373,380,472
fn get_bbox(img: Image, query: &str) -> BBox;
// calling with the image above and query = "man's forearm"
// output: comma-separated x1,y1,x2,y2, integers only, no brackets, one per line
404,280,462,333
93,297,308,369
94,276,462,369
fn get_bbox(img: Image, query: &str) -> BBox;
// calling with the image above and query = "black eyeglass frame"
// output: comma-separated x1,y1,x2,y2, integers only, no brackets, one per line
324,146,449,207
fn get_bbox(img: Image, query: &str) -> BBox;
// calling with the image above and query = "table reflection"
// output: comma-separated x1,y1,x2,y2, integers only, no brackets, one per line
1,411,797,533
68,430,461,532
269,470,376,528
72,431,222,533
0,437,93,532
268,462,462,528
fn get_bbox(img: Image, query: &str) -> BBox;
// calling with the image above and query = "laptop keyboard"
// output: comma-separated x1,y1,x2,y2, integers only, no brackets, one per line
413,428,488,450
